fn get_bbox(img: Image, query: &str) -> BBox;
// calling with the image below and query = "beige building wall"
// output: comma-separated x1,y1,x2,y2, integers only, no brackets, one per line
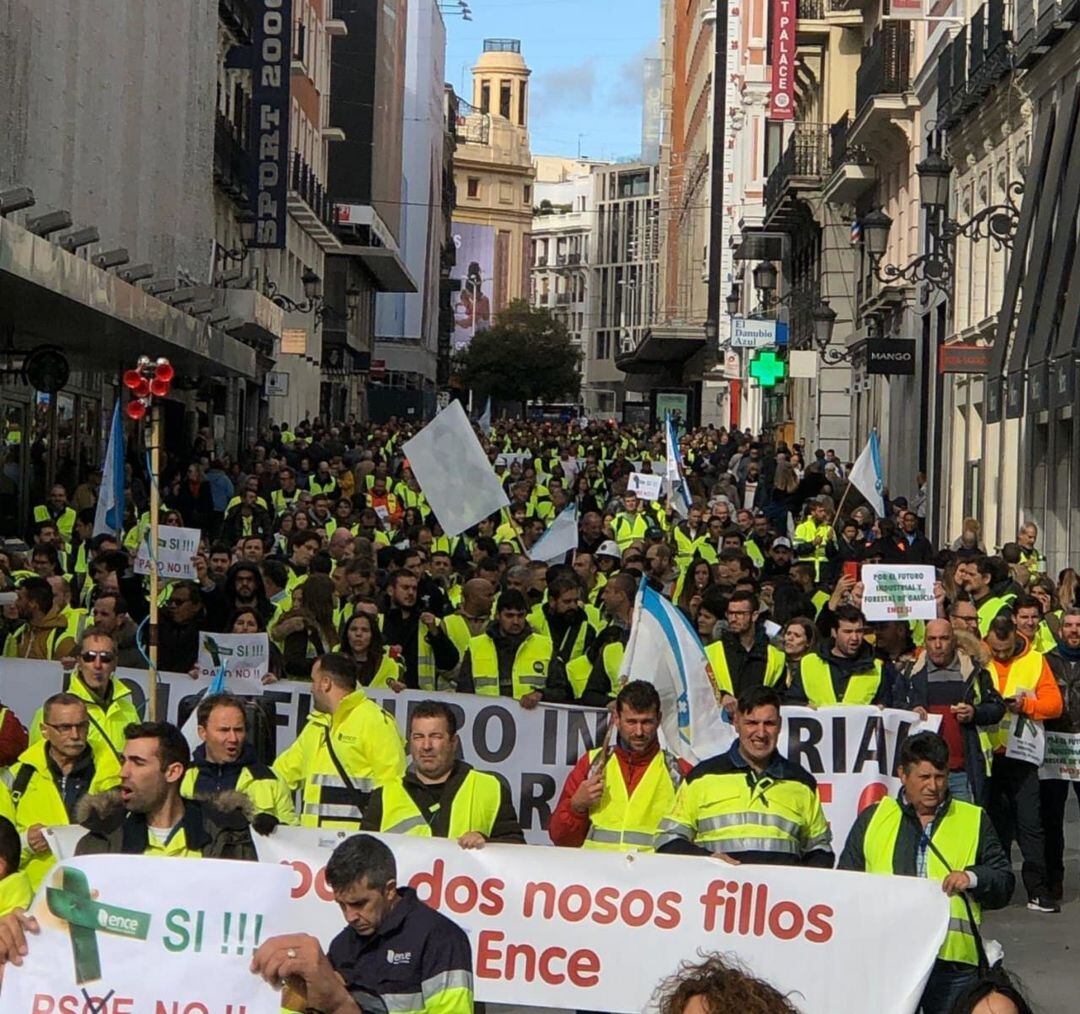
453,41,535,313
941,81,1030,544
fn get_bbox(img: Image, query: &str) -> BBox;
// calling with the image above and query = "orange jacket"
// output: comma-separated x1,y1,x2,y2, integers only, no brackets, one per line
990,636,1063,722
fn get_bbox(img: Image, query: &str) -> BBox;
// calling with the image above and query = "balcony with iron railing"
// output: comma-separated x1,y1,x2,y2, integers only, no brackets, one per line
288,149,337,241
764,123,830,224
855,22,912,117
454,97,491,146
1023,0,1079,65
213,109,251,206
218,0,253,41
939,0,1013,127
850,22,915,148
823,111,875,205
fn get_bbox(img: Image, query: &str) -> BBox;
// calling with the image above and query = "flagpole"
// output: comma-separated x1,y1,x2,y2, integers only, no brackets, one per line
831,482,854,532
618,579,646,692
147,402,161,722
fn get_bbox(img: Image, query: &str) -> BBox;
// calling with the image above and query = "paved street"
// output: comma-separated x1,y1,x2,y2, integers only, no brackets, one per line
984,806,1080,1012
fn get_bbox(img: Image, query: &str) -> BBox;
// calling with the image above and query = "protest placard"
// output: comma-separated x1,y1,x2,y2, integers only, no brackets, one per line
404,400,509,536
133,525,201,581
1040,731,1080,780
1003,711,1046,766
861,565,937,621
626,471,663,501
195,631,269,695
0,855,293,1013
258,829,947,1014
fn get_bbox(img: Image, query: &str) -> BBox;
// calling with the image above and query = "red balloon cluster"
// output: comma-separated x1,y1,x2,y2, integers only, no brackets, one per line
124,357,174,420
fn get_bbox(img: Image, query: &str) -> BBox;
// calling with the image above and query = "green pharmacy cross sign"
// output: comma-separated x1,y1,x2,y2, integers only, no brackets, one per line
47,867,152,984
748,350,787,388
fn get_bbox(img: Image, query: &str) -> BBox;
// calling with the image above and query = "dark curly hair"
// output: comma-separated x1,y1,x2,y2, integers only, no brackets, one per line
950,968,1034,1014
653,952,803,1014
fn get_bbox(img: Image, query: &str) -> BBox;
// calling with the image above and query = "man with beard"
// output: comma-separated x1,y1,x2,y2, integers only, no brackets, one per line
528,571,595,663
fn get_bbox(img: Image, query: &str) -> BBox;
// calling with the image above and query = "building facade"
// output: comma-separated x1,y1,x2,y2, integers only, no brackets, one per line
0,0,264,530
452,39,535,325
595,163,662,418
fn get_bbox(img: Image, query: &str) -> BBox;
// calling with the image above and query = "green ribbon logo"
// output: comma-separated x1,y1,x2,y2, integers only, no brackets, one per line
46,868,152,984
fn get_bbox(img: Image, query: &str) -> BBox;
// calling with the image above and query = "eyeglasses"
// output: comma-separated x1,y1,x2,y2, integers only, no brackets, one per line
44,721,90,735
80,651,115,663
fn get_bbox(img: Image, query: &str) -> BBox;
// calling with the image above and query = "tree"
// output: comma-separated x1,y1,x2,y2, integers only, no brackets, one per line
454,300,582,415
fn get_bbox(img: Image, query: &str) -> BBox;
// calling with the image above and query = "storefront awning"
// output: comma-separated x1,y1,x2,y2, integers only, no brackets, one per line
0,218,257,379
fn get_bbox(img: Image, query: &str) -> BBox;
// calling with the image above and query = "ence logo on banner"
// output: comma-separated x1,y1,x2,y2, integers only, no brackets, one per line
46,868,152,984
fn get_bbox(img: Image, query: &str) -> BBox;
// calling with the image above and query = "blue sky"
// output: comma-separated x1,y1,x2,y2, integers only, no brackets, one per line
444,0,660,163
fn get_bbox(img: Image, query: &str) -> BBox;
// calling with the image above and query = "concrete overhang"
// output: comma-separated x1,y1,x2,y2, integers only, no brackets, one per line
221,287,285,350
823,162,876,206
337,244,417,293
616,324,707,375
0,218,256,379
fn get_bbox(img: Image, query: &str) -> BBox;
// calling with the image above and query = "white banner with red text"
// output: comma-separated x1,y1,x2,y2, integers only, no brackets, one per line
257,828,948,1014
5,665,608,846
3,662,936,848
0,854,293,1014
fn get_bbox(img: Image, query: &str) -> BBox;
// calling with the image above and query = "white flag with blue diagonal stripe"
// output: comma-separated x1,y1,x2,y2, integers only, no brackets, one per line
664,413,692,518
93,402,126,537
618,580,733,764
848,428,886,517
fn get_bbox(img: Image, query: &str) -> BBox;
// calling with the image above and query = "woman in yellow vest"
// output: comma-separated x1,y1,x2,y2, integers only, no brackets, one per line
838,731,1015,1014
337,611,405,691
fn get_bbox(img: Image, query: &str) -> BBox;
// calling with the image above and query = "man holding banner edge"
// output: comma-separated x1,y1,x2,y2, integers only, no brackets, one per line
839,731,1014,1014
656,686,834,867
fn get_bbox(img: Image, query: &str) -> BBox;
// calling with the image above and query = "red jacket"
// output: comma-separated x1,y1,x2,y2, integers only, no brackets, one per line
549,739,692,847
0,707,28,767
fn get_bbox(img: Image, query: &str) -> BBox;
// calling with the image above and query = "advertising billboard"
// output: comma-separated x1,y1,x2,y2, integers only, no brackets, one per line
450,221,495,349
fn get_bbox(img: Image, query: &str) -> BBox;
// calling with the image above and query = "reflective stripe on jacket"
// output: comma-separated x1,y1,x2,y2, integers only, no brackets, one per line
583,748,681,853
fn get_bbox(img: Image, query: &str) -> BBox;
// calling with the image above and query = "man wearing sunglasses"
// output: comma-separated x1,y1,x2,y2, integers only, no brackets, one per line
28,628,139,762
5,692,121,888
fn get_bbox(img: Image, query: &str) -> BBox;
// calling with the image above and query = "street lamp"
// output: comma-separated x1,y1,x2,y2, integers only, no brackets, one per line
725,286,741,317
752,261,778,298
812,299,837,349
861,208,892,262
863,150,1023,296
916,150,952,212
219,209,256,265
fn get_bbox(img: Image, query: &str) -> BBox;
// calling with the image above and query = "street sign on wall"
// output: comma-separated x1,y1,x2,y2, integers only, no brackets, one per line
730,317,789,348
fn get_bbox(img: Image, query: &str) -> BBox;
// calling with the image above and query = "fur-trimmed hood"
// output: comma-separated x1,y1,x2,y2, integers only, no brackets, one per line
76,788,253,830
